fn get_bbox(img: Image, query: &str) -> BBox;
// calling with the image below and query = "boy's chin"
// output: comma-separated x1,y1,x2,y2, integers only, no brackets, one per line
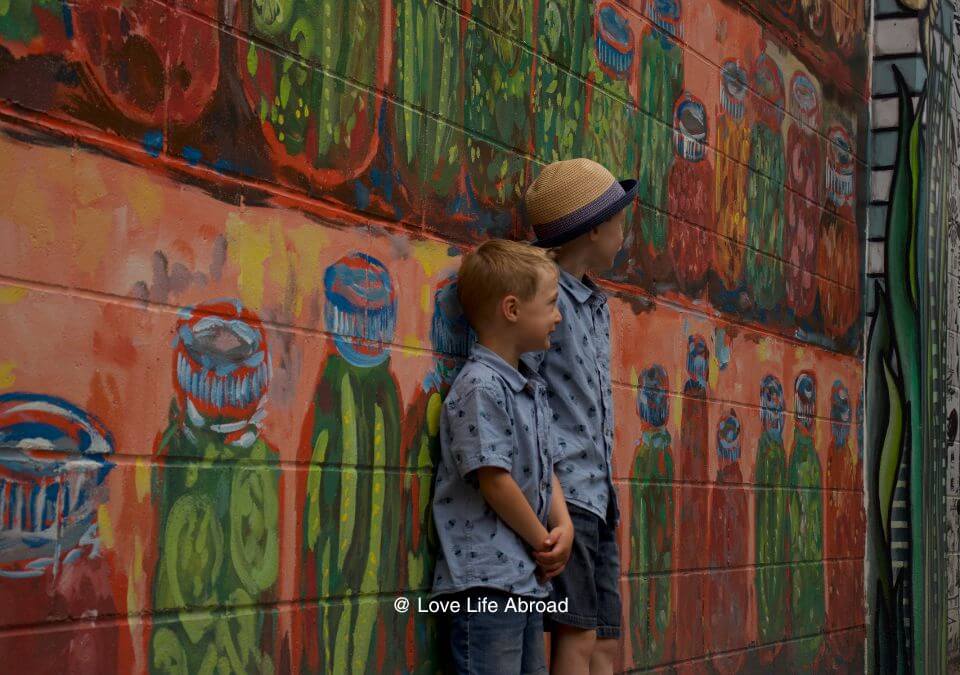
523,337,552,353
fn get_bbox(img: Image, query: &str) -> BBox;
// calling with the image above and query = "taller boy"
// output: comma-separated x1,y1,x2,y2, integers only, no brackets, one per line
524,158,636,674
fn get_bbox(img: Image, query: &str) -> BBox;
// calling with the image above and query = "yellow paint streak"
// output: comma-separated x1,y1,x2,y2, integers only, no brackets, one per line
127,538,143,614
401,334,423,349
671,387,683,425
0,286,28,304
629,367,639,389
225,215,271,309
281,224,328,317
410,240,450,277
226,216,328,316
421,283,431,314
121,173,164,225
134,458,151,501
97,505,114,548
0,362,15,389
756,339,772,362
708,356,719,389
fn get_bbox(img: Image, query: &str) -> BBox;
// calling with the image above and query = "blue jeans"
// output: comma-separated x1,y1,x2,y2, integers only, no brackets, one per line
446,589,547,675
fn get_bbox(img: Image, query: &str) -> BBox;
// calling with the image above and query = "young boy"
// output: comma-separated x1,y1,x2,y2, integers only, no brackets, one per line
430,239,575,675
523,158,636,674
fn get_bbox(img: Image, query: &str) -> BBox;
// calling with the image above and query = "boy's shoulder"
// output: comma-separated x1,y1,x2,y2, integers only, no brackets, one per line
447,357,510,402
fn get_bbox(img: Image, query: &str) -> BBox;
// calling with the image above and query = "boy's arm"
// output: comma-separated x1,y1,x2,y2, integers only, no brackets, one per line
547,472,572,529
534,473,574,579
476,467,550,552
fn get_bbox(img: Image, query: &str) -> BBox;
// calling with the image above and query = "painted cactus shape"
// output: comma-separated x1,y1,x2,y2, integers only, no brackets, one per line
584,2,638,184
151,299,279,674
533,0,592,163
715,59,751,291
635,2,683,281
674,335,710,658
754,374,790,649
630,365,674,667
463,0,531,223
785,72,823,319
400,276,472,674
393,0,462,206
667,95,715,294
300,253,403,674
746,54,787,312
706,410,750,671
241,0,388,188
788,373,825,666
73,0,220,127
817,124,860,338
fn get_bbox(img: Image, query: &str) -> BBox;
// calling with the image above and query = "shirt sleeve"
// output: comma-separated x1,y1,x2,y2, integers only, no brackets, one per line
446,385,517,479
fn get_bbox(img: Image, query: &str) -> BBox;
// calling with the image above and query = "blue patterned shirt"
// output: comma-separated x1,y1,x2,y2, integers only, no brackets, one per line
523,269,618,524
431,344,560,599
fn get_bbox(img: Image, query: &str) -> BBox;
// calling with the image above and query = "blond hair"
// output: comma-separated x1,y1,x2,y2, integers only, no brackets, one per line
457,239,557,329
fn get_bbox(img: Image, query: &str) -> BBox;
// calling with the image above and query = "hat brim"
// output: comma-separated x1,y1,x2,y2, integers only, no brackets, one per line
531,179,639,248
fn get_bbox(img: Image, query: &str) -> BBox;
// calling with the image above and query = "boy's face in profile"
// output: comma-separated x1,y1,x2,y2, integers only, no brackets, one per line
593,210,626,270
514,267,562,353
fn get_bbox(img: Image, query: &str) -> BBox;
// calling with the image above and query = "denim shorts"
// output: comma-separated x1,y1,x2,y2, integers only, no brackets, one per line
445,588,547,675
545,504,622,639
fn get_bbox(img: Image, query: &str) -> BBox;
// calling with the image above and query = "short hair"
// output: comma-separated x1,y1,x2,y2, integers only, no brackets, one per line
457,239,557,329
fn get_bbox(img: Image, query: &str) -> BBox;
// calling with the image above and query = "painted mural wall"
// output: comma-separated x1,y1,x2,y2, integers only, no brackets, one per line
865,0,960,671
0,0,869,672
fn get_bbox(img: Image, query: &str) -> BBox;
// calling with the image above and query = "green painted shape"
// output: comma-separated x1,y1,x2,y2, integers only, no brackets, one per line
884,69,925,673
394,0,461,197
463,0,533,208
533,0,591,163
629,428,673,667
788,433,825,665
403,391,442,674
745,124,786,311
637,34,682,254
754,430,789,645
151,415,279,674
248,0,382,168
302,354,401,674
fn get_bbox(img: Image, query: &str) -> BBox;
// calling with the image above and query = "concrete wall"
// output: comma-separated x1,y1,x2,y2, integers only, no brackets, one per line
0,0,869,671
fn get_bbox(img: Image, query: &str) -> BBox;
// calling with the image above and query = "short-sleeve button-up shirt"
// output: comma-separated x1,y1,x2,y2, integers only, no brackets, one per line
431,344,560,599
523,269,618,524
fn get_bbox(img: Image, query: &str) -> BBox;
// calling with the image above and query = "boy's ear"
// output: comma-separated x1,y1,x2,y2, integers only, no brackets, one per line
500,294,520,323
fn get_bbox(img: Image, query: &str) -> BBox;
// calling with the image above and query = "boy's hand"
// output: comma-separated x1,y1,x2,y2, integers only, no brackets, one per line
533,519,574,580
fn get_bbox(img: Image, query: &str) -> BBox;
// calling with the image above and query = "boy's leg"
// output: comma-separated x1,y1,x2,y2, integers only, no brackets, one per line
551,624,596,674
520,610,548,675
545,505,601,674
589,512,623,675
447,590,536,675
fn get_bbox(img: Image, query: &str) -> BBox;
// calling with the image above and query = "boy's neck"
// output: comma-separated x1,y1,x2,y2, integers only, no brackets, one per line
475,333,523,371
553,250,592,281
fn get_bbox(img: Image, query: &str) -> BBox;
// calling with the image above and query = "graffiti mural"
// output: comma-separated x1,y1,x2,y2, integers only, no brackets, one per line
0,0,871,671
865,0,960,669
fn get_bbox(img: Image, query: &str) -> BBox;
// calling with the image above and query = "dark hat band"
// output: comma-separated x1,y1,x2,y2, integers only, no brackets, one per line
532,179,637,248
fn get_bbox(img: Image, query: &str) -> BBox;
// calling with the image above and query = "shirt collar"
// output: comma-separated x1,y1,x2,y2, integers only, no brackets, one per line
469,343,541,393
559,268,604,305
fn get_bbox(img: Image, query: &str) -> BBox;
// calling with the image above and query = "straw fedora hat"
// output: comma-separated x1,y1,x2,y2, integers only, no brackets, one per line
524,158,638,248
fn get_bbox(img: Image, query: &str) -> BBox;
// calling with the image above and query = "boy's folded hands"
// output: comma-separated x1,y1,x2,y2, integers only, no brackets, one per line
534,519,574,582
